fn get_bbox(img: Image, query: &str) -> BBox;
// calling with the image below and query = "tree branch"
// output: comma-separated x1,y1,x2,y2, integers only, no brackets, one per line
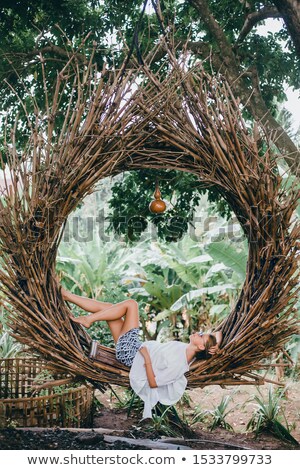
189,0,235,59
187,0,300,176
236,6,281,44
147,39,212,63
14,44,87,63
272,0,300,60
0,43,88,84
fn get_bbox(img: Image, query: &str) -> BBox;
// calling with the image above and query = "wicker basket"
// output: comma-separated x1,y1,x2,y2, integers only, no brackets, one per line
0,357,94,428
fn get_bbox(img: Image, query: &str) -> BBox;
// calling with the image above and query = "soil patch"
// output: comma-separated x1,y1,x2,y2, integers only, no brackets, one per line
0,428,148,450
0,379,299,450
92,408,299,450
92,378,300,450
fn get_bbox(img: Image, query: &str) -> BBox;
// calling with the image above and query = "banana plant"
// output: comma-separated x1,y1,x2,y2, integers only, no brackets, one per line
0,331,23,358
143,270,183,312
128,267,185,339
57,231,150,300
170,283,236,312
152,237,210,288
170,237,247,313
205,240,248,282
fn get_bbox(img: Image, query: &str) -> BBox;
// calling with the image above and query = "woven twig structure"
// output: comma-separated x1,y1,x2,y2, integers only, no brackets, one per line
0,46,299,389
0,357,94,427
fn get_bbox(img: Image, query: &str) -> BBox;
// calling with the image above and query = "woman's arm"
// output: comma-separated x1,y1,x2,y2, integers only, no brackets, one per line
139,346,158,388
215,330,223,346
209,330,223,355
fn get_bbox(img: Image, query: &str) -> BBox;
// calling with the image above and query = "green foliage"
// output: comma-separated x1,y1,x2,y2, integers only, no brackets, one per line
110,387,144,417
205,0,299,98
107,169,232,242
169,236,247,315
246,386,299,446
177,391,192,409
0,332,23,359
207,395,234,431
205,240,248,282
141,403,194,438
191,405,209,425
154,237,211,288
0,306,23,358
170,284,236,313
143,269,182,309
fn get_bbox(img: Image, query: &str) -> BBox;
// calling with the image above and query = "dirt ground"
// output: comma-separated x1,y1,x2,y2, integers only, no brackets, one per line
188,381,300,441
94,378,300,450
0,378,299,450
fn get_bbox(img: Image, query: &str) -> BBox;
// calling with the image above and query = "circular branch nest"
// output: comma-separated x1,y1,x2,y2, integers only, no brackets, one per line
0,48,299,389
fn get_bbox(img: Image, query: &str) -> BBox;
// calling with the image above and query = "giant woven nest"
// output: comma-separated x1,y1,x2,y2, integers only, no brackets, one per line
0,44,299,390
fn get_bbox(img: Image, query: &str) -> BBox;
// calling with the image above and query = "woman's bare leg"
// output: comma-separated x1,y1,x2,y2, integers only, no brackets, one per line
61,288,113,312
60,286,138,343
71,299,139,343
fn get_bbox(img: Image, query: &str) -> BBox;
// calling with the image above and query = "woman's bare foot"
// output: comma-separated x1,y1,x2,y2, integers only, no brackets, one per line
60,286,70,301
70,315,92,328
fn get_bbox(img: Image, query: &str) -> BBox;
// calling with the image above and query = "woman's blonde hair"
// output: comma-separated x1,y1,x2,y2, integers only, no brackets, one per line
195,334,216,360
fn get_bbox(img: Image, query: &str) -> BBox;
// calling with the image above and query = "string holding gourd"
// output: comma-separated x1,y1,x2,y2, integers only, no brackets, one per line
119,0,168,78
149,179,167,214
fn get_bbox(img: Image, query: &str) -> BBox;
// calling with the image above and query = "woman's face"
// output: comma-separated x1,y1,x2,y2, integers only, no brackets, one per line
189,332,208,350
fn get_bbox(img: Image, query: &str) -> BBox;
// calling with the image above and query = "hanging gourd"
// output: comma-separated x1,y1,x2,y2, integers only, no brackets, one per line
149,179,167,214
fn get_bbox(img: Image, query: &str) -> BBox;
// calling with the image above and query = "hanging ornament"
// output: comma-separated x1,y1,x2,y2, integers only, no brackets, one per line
149,180,167,214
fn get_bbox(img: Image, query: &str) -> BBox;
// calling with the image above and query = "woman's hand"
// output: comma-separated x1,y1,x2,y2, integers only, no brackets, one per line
209,344,220,355
139,346,157,388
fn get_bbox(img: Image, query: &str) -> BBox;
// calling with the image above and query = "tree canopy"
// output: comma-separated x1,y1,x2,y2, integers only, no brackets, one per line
1,2,299,142
1,0,299,241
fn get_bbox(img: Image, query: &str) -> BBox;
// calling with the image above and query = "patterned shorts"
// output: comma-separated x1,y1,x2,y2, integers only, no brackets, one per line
116,328,142,367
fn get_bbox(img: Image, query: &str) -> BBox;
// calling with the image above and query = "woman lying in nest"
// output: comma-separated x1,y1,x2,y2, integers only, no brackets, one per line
60,286,223,420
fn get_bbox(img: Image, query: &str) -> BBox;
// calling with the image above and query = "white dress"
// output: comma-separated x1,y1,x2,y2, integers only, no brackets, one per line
129,340,190,420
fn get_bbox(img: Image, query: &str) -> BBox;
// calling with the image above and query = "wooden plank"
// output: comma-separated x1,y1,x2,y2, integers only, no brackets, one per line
103,435,192,450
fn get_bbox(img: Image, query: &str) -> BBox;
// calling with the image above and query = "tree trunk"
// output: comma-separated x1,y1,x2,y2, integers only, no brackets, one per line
188,0,300,177
224,62,300,177
273,0,300,60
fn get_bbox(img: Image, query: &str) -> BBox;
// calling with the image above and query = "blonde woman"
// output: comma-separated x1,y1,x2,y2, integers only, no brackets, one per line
61,287,222,419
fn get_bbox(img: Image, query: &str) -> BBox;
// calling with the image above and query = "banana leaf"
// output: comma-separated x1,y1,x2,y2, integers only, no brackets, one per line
206,240,247,280
170,284,236,311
